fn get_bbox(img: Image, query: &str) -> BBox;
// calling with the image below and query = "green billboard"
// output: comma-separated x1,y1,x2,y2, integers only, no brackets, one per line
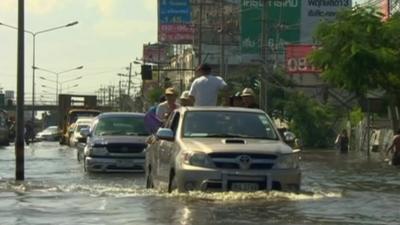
240,0,301,62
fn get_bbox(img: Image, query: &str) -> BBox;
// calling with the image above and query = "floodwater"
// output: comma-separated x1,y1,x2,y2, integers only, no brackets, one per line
0,142,399,225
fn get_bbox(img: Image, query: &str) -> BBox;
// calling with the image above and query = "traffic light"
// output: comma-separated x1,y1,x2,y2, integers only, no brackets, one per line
141,65,152,80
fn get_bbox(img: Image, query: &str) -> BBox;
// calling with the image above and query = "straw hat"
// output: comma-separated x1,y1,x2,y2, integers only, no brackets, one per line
180,90,190,99
240,88,255,97
165,87,177,96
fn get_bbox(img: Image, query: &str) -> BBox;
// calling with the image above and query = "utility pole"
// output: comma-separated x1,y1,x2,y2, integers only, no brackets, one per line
16,0,25,180
119,80,122,111
219,0,225,78
128,62,132,97
197,1,203,65
260,0,268,112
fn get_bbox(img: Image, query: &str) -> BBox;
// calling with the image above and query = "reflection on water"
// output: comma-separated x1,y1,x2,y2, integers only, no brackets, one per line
1,143,400,225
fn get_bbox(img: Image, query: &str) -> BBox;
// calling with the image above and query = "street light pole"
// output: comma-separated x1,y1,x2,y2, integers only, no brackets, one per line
15,0,25,181
0,21,79,126
35,65,83,102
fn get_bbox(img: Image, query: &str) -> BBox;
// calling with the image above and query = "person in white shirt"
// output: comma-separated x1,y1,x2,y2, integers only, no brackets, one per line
156,87,180,122
188,64,228,106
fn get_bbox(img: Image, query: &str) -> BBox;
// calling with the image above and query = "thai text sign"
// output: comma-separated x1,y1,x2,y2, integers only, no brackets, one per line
158,0,194,44
300,0,351,43
240,0,301,62
285,44,320,74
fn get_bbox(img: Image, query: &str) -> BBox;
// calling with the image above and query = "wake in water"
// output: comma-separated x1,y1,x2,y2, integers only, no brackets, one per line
0,177,341,202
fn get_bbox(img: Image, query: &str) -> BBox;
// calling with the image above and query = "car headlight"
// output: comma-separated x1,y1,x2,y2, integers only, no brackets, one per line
275,152,300,169
182,152,214,168
89,146,108,156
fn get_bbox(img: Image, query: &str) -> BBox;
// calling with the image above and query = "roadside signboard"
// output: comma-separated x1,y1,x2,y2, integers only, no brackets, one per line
143,43,168,64
240,0,301,63
158,0,194,44
285,44,320,74
300,0,352,43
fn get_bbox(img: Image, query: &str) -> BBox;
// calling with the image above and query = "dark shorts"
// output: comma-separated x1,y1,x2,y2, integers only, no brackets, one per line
392,152,400,166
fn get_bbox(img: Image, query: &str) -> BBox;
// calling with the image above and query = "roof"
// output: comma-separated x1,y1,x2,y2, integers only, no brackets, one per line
68,109,101,113
97,112,145,118
180,106,265,114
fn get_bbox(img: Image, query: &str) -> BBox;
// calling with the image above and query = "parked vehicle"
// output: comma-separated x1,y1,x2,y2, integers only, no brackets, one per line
68,117,93,147
58,94,100,145
81,112,149,173
0,110,9,146
35,126,60,141
145,107,301,193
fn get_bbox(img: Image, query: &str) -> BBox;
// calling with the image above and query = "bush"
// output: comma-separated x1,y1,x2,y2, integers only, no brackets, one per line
284,92,337,148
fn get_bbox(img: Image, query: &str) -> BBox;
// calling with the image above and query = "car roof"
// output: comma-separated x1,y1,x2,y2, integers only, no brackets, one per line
179,106,265,114
75,118,93,123
97,112,145,118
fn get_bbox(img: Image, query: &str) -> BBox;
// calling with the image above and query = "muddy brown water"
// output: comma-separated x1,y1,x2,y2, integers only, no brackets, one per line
0,142,399,225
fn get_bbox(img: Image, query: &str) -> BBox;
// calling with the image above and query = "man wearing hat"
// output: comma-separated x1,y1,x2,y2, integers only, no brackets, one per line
189,63,228,106
241,88,259,109
180,90,193,107
156,87,180,122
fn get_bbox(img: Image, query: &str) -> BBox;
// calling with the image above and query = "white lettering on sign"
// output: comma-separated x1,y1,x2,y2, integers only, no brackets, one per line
267,0,298,7
307,0,351,7
286,56,319,74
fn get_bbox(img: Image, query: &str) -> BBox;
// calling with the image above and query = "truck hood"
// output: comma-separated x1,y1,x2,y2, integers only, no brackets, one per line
179,138,292,154
91,135,147,145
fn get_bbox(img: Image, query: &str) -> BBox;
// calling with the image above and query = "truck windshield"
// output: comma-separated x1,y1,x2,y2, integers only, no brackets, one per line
94,116,148,136
182,111,279,140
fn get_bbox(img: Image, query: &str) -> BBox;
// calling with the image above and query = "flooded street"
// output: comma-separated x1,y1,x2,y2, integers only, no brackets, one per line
0,142,399,225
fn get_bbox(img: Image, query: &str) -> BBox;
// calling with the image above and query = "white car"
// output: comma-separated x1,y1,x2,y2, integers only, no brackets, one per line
145,107,301,192
69,118,93,147
36,126,60,141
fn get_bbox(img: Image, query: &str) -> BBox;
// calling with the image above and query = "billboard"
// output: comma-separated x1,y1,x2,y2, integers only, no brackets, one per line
240,0,301,62
143,43,168,64
300,0,352,43
381,0,390,21
158,0,194,44
285,44,320,74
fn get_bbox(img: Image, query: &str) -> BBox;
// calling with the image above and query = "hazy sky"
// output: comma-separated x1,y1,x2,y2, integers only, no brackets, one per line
0,0,157,100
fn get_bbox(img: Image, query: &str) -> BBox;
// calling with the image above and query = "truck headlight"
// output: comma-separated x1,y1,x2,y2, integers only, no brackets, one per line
182,152,214,168
275,152,300,169
89,147,108,156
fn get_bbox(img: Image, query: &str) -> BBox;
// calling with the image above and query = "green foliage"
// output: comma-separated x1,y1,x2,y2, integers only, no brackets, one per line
349,107,364,127
284,92,337,148
226,66,261,95
147,87,164,104
310,6,400,96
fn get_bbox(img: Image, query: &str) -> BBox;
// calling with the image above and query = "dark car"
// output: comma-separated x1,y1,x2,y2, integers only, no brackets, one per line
81,112,149,173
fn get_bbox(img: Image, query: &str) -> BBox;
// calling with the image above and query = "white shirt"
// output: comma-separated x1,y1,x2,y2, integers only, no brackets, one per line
156,101,180,121
189,75,227,106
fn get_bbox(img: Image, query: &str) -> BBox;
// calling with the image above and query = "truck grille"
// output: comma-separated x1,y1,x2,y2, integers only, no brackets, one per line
106,143,146,154
209,153,276,170
208,153,277,160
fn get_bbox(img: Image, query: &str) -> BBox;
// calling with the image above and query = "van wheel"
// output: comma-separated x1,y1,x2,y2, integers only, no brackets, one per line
168,170,177,193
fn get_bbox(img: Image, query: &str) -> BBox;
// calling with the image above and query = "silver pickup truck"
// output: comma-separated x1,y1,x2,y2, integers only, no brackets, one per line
145,107,301,193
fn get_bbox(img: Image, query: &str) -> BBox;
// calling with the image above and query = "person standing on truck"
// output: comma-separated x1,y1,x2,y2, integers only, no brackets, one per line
156,87,180,122
386,129,400,166
189,64,228,106
240,88,259,109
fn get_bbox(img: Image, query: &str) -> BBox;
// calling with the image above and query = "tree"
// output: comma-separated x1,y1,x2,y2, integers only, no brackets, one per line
310,6,400,130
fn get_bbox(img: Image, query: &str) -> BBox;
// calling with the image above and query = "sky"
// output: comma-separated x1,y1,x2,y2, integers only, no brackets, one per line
0,0,157,102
